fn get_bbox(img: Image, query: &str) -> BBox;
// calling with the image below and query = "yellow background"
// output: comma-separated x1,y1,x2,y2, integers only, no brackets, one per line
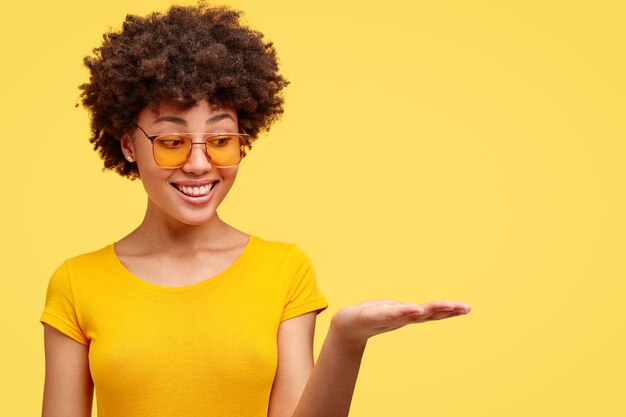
1,0,624,415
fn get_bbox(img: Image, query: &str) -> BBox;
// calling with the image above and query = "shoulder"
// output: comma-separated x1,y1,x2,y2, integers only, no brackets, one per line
48,244,115,285
250,235,313,263
62,244,114,270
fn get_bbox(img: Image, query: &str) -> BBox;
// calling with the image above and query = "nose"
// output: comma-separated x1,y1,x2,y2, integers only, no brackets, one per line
181,142,213,174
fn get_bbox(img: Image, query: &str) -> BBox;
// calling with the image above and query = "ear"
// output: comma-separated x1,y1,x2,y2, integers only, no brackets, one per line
120,134,135,163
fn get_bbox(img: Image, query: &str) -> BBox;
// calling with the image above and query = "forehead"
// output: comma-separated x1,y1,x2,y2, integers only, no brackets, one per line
140,99,238,125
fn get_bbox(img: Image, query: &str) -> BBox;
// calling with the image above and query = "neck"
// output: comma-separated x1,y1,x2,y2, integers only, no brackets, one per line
130,199,233,254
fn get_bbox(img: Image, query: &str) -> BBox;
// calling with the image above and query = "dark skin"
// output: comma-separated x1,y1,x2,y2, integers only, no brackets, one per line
115,99,471,417
45,5,471,416
42,99,471,417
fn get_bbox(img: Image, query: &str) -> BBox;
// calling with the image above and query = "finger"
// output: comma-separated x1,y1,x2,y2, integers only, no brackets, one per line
413,302,454,321
370,303,424,324
398,305,429,324
423,301,456,311
409,306,466,322
423,301,471,314
399,302,425,313
410,309,438,322
424,309,469,322
428,311,458,321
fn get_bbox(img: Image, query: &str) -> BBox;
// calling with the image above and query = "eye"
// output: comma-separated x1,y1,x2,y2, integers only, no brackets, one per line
207,136,234,148
156,136,186,148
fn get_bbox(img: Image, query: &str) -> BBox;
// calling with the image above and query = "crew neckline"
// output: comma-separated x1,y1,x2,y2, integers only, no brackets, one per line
108,235,255,294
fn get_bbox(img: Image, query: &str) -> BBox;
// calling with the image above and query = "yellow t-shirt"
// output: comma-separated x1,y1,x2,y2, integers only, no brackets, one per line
40,235,328,417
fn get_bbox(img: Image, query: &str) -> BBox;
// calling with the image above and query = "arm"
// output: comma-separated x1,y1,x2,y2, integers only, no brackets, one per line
42,324,94,417
270,300,471,417
268,312,317,417
291,319,365,417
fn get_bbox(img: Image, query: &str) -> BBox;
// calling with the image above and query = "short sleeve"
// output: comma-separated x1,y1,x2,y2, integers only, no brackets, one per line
281,245,328,322
40,262,90,346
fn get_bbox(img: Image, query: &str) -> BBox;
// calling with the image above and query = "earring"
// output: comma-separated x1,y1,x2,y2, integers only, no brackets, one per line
126,155,134,162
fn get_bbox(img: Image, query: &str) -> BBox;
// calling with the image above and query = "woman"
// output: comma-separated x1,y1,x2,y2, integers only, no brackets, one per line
40,3,471,416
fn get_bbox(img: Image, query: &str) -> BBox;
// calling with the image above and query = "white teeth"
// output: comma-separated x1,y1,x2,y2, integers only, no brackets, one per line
176,183,215,196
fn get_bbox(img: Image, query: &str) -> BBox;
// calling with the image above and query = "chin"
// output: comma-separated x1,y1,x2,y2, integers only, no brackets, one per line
147,196,223,227
174,211,219,226
180,218,215,226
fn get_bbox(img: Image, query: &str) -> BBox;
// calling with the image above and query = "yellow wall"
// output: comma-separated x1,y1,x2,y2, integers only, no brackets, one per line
2,1,624,415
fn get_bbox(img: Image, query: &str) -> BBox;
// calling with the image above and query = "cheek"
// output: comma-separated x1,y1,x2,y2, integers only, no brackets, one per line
133,139,158,167
134,145,169,179
214,168,239,198
136,164,172,192
219,166,239,182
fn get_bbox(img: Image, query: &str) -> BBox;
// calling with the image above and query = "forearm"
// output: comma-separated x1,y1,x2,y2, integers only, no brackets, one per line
289,300,471,417
291,325,366,417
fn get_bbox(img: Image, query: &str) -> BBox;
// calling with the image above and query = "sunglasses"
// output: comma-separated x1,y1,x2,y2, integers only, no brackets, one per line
135,124,250,169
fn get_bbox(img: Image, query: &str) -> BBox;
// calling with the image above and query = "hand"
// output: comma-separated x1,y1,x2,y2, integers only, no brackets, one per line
330,300,471,348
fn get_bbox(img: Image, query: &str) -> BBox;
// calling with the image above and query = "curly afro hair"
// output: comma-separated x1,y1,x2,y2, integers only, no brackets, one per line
79,2,289,179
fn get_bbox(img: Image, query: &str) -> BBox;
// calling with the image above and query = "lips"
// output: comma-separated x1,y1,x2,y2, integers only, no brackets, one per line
171,181,218,198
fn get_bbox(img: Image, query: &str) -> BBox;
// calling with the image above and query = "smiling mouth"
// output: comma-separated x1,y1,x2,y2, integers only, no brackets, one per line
172,182,218,197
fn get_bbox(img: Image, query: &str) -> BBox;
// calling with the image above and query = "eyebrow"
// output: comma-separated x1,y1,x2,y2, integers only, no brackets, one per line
153,113,236,126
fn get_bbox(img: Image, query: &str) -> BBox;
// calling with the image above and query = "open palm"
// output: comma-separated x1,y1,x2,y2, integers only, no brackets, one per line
331,300,471,345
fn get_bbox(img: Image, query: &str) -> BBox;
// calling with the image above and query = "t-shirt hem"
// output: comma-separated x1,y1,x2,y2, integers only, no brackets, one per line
280,299,328,322
40,312,89,346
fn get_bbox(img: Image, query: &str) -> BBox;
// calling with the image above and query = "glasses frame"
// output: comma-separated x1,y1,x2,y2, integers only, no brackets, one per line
135,124,251,169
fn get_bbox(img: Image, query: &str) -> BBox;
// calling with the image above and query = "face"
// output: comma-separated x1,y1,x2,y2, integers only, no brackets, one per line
121,99,241,226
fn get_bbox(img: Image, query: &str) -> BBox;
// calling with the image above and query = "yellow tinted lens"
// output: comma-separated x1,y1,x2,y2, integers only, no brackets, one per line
206,135,242,167
153,135,191,167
